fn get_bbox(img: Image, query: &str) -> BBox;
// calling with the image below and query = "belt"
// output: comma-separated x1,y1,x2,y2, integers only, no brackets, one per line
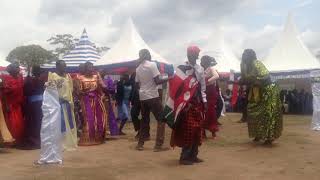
28,95,43,102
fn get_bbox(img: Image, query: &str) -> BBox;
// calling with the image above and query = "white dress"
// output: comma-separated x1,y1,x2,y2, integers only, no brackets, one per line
311,82,320,131
37,86,63,164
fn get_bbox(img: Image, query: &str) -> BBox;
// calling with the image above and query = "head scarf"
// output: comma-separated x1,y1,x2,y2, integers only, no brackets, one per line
187,46,201,55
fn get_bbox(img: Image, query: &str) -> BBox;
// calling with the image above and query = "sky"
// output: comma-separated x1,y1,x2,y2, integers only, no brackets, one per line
0,0,319,65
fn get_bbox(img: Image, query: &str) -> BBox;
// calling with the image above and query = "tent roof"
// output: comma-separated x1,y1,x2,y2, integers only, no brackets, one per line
43,29,101,68
264,13,320,72
0,59,9,67
95,18,168,66
201,27,240,73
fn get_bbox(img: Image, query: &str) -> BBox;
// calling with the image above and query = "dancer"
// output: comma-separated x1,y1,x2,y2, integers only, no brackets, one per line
77,62,108,146
0,80,14,147
240,49,282,145
102,74,119,136
200,55,219,138
135,49,169,151
130,73,145,139
1,63,24,144
116,74,132,135
73,64,85,136
23,65,46,149
47,60,77,150
36,77,63,165
165,46,207,165
310,70,320,130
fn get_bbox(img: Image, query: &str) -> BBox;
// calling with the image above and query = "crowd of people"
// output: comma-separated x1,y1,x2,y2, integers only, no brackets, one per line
0,47,284,166
280,89,313,114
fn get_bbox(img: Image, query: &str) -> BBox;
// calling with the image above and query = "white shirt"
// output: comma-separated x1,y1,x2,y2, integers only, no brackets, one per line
186,62,207,103
135,60,161,101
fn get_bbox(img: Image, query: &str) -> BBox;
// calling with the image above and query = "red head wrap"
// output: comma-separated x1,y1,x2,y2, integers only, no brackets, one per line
187,46,201,55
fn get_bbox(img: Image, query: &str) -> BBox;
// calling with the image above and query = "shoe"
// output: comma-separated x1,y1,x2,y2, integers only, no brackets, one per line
153,147,170,152
135,145,144,151
192,157,204,163
179,160,194,165
263,140,273,145
119,131,126,136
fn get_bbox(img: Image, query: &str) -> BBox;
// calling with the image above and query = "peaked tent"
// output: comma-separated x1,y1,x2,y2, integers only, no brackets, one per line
201,27,240,73
43,29,101,69
264,13,320,72
95,19,172,74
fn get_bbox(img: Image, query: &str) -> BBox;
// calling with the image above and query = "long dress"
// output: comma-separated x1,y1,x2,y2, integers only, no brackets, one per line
0,98,14,144
37,84,63,164
103,77,119,136
242,60,283,141
203,67,219,134
23,76,45,149
47,72,78,151
77,74,108,146
1,74,24,143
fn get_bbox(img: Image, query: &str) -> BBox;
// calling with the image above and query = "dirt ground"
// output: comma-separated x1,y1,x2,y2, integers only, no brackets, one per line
0,113,319,180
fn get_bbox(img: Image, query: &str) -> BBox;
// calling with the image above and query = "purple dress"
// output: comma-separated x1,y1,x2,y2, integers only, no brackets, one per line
104,76,119,136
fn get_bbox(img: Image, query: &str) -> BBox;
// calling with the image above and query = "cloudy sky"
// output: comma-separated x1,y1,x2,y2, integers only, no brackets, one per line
0,0,319,64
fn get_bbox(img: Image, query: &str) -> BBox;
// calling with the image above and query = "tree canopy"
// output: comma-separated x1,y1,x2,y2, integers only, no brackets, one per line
6,44,56,72
47,33,109,57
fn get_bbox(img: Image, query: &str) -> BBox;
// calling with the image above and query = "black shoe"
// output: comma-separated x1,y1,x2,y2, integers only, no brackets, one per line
192,157,204,163
253,138,260,142
153,147,170,152
263,140,273,145
179,160,194,165
135,145,144,151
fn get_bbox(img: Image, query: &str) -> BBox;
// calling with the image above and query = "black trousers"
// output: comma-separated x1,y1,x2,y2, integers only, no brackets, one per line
131,101,142,132
180,144,199,161
138,97,165,147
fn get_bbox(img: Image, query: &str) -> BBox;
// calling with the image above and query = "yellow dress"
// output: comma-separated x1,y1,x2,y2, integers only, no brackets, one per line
48,72,78,151
0,100,14,144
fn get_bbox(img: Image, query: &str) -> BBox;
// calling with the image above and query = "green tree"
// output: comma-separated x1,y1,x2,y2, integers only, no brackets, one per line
48,34,109,57
47,34,78,58
6,45,56,74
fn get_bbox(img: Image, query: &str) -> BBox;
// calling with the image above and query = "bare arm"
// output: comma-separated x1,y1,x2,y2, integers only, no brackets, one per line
207,67,219,83
154,75,169,85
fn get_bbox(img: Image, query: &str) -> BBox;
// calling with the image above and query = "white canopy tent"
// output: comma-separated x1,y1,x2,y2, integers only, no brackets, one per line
264,13,320,72
0,59,9,67
201,27,240,73
95,18,169,66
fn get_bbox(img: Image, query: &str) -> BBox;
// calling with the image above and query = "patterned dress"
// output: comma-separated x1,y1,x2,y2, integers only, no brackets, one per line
77,74,108,146
48,72,78,151
242,60,283,141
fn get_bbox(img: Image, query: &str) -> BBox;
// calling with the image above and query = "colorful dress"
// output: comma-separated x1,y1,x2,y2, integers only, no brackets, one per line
242,60,283,141
77,74,107,145
103,76,119,136
47,72,78,151
23,75,46,148
1,74,24,143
